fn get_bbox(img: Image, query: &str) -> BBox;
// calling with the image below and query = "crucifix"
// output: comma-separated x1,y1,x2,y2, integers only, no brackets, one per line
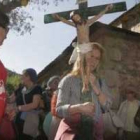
44,0,126,62
44,0,127,92
44,0,126,47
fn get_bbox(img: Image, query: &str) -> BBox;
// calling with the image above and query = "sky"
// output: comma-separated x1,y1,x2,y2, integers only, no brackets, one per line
0,0,138,74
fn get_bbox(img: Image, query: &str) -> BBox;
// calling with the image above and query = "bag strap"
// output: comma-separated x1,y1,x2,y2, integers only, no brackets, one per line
22,92,26,105
22,86,36,105
108,109,119,129
98,78,102,89
98,78,106,113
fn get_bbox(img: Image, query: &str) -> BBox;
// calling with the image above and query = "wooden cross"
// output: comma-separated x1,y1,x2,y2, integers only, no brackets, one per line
43,0,127,93
44,1,127,24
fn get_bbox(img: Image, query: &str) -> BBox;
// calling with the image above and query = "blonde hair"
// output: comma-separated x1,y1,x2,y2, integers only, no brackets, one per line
71,43,104,93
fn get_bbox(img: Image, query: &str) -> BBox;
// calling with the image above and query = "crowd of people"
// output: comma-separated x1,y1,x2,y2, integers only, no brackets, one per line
0,8,140,140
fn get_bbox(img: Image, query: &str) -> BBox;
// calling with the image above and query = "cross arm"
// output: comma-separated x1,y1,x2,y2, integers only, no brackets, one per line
87,2,127,17
44,10,78,24
44,2,127,24
87,4,113,26
52,14,75,27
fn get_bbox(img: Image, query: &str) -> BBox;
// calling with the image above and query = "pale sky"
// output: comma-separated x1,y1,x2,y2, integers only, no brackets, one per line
0,0,138,74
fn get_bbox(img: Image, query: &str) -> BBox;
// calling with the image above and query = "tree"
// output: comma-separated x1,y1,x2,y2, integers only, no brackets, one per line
9,7,34,35
6,74,20,95
0,0,67,35
0,0,29,13
0,0,32,35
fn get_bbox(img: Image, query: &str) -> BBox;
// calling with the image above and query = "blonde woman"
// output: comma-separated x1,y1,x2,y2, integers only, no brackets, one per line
55,43,112,140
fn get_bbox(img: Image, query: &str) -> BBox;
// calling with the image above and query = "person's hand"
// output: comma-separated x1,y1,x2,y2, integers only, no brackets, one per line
6,104,16,121
80,102,95,117
90,74,101,96
90,74,96,87
105,4,113,11
52,14,59,19
8,110,16,121
6,104,13,113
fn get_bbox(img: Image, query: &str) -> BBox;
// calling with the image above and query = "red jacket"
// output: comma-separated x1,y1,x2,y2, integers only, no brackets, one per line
0,60,7,122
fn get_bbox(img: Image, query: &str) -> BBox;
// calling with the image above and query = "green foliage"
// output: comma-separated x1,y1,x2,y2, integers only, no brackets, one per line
0,0,68,35
6,74,20,95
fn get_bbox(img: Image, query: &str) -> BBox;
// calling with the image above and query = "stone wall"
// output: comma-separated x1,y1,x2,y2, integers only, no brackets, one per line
38,21,140,110
111,4,140,33
93,35,140,109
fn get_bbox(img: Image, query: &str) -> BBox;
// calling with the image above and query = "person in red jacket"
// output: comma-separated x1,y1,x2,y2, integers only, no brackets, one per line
0,10,10,122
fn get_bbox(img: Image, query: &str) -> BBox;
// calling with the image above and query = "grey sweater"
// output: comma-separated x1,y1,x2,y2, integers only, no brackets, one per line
56,74,112,121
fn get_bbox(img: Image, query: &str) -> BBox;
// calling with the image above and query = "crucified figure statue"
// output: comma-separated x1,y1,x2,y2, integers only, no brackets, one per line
53,4,113,45
53,4,113,92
